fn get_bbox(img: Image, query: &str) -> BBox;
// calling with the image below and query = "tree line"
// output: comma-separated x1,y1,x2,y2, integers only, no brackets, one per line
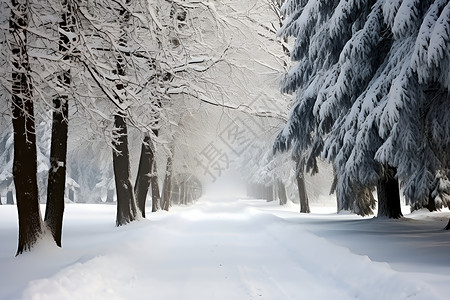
1,0,292,256
1,0,225,255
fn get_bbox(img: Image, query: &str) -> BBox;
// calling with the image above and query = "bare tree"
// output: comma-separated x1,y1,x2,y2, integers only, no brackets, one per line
45,0,77,247
10,0,44,255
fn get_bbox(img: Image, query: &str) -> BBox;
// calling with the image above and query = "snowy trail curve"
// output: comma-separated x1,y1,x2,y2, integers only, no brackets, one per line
0,197,446,300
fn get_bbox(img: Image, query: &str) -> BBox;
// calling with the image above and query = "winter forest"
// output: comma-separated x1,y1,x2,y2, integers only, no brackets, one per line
0,0,449,299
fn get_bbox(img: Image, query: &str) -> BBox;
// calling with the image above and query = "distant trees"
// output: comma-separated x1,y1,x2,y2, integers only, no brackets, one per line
274,0,449,218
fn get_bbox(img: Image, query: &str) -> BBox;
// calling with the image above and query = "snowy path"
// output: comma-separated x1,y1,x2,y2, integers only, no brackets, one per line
0,197,449,300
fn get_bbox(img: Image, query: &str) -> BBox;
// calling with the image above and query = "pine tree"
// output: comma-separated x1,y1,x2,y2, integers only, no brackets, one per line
275,0,381,216
275,0,449,217
376,0,450,210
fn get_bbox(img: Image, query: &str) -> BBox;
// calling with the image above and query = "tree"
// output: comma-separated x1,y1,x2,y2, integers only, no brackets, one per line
275,0,449,218
111,0,140,225
162,144,174,211
71,0,165,222
134,133,155,217
377,166,402,219
274,0,382,216
150,157,161,212
276,178,288,205
9,0,44,255
112,111,138,225
7,191,14,205
294,159,310,213
44,0,76,247
375,0,449,211
74,0,238,217
0,124,14,199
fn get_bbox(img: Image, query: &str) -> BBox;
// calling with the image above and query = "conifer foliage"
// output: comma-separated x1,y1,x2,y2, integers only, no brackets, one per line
275,0,449,216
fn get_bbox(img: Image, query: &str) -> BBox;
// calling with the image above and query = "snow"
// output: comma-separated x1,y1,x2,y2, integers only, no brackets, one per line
1,195,449,300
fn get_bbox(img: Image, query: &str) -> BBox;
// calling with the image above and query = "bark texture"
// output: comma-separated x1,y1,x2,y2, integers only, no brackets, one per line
113,113,138,226
7,191,14,205
297,174,310,213
377,166,403,219
112,0,138,225
44,0,74,246
151,166,161,212
162,147,174,211
134,134,153,218
10,0,44,255
44,96,68,247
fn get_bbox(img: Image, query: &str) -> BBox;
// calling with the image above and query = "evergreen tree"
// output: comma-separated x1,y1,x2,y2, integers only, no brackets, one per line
275,0,449,217
375,0,449,210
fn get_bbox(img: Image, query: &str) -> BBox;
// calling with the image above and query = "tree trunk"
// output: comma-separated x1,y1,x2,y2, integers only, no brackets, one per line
425,192,437,212
45,0,73,245
112,0,138,225
113,113,138,226
377,166,402,219
106,189,114,203
151,163,161,212
277,179,287,205
189,188,194,204
162,147,174,211
134,134,153,218
255,184,264,199
10,0,44,255
265,184,274,202
44,95,69,247
297,174,310,213
180,181,186,205
134,131,161,215
7,191,14,205
68,189,74,202
148,99,162,212
330,172,345,212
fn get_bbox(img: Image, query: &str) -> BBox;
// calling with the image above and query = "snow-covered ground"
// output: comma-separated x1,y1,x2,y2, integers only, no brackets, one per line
0,196,449,300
